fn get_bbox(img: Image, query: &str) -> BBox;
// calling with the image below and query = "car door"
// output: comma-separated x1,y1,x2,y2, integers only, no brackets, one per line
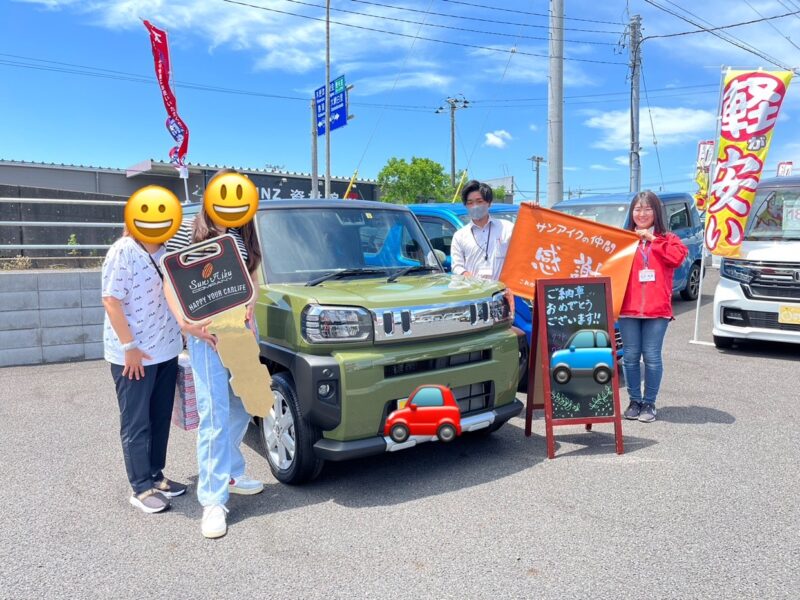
664,200,694,291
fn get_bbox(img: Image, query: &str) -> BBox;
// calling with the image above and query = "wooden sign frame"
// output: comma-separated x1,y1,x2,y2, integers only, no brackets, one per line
529,277,624,459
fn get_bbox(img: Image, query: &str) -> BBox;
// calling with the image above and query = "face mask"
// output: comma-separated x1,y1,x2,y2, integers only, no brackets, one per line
468,204,489,221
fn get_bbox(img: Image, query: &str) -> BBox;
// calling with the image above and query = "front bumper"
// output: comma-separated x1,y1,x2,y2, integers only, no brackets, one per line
312,398,523,461
712,277,800,345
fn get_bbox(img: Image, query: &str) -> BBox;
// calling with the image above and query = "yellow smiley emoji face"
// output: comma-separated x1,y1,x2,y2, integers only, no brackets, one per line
204,172,258,228
124,186,182,245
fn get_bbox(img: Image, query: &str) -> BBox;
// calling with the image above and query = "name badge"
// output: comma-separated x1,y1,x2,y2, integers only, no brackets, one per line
639,268,656,283
477,265,494,280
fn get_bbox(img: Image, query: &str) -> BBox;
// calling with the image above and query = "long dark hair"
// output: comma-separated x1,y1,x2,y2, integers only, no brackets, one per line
627,190,666,235
192,169,262,272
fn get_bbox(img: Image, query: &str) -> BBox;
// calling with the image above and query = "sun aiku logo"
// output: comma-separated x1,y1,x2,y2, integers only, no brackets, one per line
201,263,213,279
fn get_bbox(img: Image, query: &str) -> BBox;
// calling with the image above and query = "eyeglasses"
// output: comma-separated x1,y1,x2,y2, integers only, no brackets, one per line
465,198,487,206
632,207,654,213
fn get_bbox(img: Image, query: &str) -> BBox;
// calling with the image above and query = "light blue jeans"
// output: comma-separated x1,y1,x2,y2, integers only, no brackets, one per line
618,317,670,406
188,335,251,508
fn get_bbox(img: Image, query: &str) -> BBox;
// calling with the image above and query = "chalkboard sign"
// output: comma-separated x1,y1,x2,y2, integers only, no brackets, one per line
161,234,254,322
535,277,623,458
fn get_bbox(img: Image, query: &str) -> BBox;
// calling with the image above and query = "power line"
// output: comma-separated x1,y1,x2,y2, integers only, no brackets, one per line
438,0,625,27
469,82,719,103
646,6,800,39
643,0,793,70
280,0,617,45
221,0,627,64
740,0,800,52
641,64,665,192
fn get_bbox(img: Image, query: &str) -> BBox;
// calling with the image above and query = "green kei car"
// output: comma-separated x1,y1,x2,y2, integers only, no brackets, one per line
223,199,524,484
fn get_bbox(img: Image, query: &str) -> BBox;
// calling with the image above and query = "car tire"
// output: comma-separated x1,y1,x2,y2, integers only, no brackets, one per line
593,366,612,385
258,372,324,485
552,366,571,385
713,335,735,350
680,263,701,301
437,423,457,443
390,423,410,444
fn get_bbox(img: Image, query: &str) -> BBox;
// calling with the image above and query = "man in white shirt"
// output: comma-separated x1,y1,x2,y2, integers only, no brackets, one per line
451,180,515,281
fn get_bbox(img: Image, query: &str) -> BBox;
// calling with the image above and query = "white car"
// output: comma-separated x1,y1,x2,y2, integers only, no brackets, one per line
712,177,800,348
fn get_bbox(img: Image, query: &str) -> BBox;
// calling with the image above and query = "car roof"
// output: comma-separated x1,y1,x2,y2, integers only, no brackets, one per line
553,192,692,207
181,198,406,215
757,175,800,189
408,202,519,215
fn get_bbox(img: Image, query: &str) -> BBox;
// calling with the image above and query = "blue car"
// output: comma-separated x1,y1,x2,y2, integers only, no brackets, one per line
551,192,705,301
550,329,614,386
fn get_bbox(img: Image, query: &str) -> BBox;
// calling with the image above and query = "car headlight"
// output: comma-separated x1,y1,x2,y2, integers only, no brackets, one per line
720,259,754,283
302,305,373,343
490,291,512,323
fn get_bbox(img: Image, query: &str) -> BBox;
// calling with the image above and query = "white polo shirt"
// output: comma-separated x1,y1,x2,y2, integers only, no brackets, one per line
450,216,515,281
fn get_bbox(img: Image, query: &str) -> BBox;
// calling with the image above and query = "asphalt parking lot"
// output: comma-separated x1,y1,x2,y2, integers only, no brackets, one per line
1,270,798,599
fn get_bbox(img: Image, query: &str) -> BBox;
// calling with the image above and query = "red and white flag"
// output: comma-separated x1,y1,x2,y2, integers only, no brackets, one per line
143,20,190,169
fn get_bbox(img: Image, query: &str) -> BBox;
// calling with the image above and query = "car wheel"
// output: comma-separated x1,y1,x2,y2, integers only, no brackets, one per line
390,423,410,444
593,366,612,385
437,423,457,443
553,366,571,385
258,372,324,485
680,263,701,301
713,335,735,350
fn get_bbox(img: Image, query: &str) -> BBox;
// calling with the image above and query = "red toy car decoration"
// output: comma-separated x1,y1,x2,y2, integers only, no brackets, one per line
384,384,462,443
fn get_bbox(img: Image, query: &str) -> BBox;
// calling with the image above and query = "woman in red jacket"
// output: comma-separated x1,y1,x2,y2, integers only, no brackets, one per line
619,191,688,423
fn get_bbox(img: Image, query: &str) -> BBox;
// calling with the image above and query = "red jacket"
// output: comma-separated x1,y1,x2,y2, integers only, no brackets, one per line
620,233,688,319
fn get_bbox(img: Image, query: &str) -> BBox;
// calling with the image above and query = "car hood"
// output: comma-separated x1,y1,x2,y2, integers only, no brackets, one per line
267,273,504,308
738,240,800,261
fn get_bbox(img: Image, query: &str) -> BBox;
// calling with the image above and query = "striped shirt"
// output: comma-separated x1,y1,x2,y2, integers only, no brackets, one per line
165,218,249,263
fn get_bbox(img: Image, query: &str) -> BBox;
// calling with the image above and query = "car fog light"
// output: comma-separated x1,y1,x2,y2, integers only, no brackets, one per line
318,383,332,397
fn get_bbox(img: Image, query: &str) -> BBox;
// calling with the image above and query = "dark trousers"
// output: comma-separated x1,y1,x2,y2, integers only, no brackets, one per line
111,357,179,494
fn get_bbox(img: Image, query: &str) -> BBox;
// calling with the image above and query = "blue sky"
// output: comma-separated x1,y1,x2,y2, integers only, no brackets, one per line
3,0,800,202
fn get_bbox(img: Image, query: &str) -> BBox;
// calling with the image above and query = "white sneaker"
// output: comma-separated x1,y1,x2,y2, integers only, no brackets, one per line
229,474,264,495
201,504,228,539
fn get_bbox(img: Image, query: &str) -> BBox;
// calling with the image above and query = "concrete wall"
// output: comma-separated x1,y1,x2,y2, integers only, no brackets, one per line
0,270,104,367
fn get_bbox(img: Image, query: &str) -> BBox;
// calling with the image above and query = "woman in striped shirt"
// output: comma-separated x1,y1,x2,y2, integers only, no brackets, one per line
166,195,263,539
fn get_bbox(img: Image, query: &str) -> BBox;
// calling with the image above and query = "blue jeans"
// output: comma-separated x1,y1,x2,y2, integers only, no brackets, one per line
619,317,670,406
188,335,252,507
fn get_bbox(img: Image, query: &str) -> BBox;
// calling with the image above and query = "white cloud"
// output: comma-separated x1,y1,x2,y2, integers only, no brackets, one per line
485,129,512,148
585,107,716,151
529,124,538,132
613,151,649,166
590,164,617,171
564,166,579,171
356,72,454,96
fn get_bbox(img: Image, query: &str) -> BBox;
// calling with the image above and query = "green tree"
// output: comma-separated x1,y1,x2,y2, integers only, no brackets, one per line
377,157,455,204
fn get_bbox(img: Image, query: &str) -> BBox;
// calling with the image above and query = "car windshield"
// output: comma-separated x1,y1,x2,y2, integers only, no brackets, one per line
745,187,800,241
458,210,519,225
257,207,442,284
554,203,629,229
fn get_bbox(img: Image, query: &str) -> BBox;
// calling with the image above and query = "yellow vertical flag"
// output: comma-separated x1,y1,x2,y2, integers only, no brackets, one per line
705,70,793,257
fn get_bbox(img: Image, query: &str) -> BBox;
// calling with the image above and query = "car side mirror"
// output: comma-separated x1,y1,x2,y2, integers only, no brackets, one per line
433,249,446,264
569,345,576,352
408,403,417,411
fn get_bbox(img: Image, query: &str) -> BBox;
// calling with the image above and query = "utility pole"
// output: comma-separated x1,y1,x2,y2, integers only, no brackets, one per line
311,99,318,198
528,155,545,205
547,0,564,207
630,14,642,194
436,95,469,187
324,0,331,198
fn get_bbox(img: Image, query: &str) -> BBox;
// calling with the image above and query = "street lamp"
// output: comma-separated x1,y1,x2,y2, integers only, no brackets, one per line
435,95,469,187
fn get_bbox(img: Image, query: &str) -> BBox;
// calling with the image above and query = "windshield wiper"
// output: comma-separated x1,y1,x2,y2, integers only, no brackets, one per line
386,265,439,283
306,268,387,287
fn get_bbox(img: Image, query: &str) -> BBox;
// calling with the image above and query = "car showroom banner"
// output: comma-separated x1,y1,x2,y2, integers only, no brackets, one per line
694,139,715,211
143,20,190,169
499,205,639,317
705,69,793,257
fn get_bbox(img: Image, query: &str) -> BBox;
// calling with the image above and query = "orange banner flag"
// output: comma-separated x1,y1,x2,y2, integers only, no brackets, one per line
500,205,640,317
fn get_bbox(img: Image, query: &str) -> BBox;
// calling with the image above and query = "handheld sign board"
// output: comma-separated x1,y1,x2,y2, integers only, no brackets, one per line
161,234,254,323
536,277,623,458
161,234,273,418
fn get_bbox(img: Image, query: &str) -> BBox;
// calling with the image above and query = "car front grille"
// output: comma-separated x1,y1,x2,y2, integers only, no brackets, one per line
384,349,491,379
721,308,800,332
744,283,800,302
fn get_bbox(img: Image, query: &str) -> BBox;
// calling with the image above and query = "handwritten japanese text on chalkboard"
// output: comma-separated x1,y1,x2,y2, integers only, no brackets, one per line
545,286,602,327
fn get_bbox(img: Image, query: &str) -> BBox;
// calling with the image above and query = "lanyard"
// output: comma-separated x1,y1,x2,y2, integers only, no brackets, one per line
471,221,492,262
136,241,164,280
638,241,652,268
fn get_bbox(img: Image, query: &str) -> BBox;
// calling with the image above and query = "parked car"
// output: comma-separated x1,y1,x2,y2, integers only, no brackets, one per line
384,384,462,443
712,176,800,348
178,200,526,484
551,192,705,302
549,329,614,385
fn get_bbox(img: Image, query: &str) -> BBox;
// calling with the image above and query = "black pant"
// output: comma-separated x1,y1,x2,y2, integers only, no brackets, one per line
111,357,179,494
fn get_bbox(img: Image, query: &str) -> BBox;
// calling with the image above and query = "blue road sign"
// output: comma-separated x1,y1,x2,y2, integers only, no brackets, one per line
316,75,348,136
